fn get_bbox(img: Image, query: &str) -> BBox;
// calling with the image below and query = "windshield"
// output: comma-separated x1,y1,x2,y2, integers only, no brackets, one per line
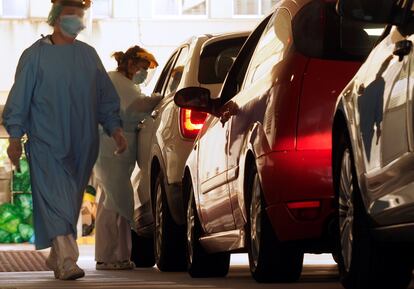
293,0,385,61
198,36,247,84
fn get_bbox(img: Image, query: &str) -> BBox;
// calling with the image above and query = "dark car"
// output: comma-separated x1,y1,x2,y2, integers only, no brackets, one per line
175,0,383,283
332,1,414,289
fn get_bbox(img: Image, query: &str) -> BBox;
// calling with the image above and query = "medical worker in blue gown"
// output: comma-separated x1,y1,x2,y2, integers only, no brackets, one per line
2,0,127,280
94,46,161,270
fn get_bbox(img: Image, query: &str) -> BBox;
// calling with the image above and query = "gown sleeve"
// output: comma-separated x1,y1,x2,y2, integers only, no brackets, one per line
95,50,122,136
2,46,38,138
126,91,162,115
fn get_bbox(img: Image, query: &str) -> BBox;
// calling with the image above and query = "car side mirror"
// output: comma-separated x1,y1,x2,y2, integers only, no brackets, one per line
174,87,213,114
337,0,402,25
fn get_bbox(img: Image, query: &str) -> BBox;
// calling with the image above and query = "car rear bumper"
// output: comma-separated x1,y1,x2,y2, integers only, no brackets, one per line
257,149,336,242
266,200,335,242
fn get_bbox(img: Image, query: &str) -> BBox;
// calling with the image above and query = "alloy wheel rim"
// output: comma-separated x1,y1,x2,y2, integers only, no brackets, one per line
155,184,163,263
250,174,261,269
187,192,195,265
339,148,354,272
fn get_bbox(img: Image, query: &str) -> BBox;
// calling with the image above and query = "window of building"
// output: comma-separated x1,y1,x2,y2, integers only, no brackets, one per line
182,0,206,15
154,0,207,17
233,0,258,16
112,0,138,18
233,0,278,16
29,0,50,18
261,0,279,14
92,0,112,18
0,0,141,20
1,0,29,18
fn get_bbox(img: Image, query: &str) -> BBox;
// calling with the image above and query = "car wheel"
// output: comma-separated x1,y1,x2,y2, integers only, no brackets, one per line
337,134,414,289
153,170,186,271
186,181,230,278
130,229,155,267
246,165,303,283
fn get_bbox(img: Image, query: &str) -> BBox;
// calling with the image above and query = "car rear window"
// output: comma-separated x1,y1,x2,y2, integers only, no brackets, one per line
198,36,247,84
292,0,384,61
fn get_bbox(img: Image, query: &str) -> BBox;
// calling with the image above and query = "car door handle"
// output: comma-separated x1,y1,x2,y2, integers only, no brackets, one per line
151,110,159,119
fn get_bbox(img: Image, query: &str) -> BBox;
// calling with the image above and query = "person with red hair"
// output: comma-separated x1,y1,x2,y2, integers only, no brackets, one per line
94,45,161,270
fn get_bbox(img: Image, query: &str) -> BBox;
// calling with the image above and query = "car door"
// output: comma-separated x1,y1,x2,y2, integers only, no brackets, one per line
353,27,412,213
138,45,189,165
137,51,178,172
154,45,190,180
226,9,292,219
196,113,233,234
196,15,272,234
136,49,182,206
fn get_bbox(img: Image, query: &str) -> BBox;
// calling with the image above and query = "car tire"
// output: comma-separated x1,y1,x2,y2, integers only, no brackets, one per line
246,165,303,283
186,182,230,278
336,133,414,289
153,170,187,272
130,229,155,267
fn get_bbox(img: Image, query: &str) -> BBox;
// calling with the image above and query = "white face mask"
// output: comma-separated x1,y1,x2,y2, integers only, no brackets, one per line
133,69,148,85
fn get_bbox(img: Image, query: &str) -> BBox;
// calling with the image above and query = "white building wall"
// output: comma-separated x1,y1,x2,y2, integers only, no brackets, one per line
0,0,263,102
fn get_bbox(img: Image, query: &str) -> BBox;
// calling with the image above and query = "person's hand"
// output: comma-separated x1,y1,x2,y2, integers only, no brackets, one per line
219,101,240,126
7,138,22,172
226,101,240,115
111,128,128,155
151,92,162,99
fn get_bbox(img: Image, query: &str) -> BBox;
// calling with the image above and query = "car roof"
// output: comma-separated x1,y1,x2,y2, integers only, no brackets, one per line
199,31,250,59
202,31,250,47
181,31,250,47
268,0,336,18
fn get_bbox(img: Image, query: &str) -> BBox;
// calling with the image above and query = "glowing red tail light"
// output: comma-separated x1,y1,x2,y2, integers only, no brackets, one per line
179,108,208,139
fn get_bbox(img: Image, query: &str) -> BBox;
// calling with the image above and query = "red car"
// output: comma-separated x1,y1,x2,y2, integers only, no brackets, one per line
175,0,383,283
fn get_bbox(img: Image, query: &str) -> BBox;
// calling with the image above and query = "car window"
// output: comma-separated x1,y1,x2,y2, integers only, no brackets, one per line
164,46,189,96
153,51,178,95
292,0,384,61
198,36,247,84
219,14,272,103
243,8,291,88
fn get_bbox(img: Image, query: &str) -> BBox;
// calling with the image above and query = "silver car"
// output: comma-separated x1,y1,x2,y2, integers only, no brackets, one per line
333,1,414,289
131,32,249,271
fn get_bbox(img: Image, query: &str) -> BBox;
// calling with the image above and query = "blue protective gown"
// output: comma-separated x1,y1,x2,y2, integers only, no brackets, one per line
2,38,121,250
